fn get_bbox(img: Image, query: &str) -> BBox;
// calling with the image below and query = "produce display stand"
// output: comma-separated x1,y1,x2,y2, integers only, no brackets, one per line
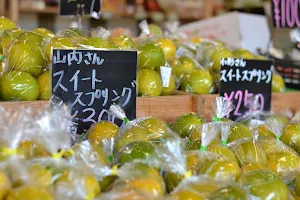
0,92,299,122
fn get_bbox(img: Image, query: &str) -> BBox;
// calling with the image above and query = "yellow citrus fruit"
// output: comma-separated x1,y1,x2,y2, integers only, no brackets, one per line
155,38,176,62
0,170,11,199
267,151,300,176
6,185,53,200
272,73,285,92
138,117,168,140
126,178,165,197
88,121,119,144
37,70,51,100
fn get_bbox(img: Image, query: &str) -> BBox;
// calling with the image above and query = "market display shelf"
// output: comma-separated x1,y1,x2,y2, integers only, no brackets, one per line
19,7,59,14
0,92,298,122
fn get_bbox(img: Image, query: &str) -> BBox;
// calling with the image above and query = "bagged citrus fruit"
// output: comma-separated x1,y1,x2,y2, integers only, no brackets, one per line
258,117,300,179
198,123,241,181
90,27,120,49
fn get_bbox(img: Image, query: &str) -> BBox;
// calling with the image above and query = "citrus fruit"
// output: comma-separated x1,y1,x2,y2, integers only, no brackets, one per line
155,38,176,62
0,17,17,31
0,71,39,101
88,121,119,144
180,69,213,94
137,69,162,96
37,70,51,100
138,43,165,70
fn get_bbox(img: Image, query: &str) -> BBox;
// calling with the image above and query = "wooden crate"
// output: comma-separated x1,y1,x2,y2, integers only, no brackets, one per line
0,94,195,122
194,92,300,121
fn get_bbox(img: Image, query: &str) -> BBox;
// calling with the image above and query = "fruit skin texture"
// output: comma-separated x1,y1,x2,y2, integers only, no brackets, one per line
180,69,213,94
227,123,252,143
199,159,241,181
0,71,39,101
138,117,169,140
239,170,289,200
172,56,196,80
209,185,248,200
161,74,176,95
16,31,45,46
109,35,135,49
281,123,300,154
148,24,163,36
0,17,17,31
8,41,46,76
117,141,158,164
172,112,204,138
295,175,300,196
88,121,119,144
89,37,111,49
0,29,24,52
155,38,176,62
126,178,165,197
232,49,254,59
211,48,233,71
138,43,165,70
267,151,300,176
6,185,54,200
0,170,11,199
44,37,78,62
31,28,55,40
56,171,101,198
272,73,285,92
115,126,150,152
207,145,238,164
37,70,51,100
137,69,162,97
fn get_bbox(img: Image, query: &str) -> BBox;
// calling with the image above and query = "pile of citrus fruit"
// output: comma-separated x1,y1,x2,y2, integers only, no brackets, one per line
0,17,286,101
0,97,298,200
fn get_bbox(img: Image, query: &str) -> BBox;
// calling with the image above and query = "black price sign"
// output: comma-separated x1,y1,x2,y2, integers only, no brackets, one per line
60,0,101,17
52,49,137,134
219,58,273,120
272,0,300,28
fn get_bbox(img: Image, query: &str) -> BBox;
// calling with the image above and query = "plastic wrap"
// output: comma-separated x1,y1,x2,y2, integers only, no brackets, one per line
212,96,235,122
239,170,289,200
137,68,163,97
110,162,166,197
53,166,101,200
0,107,36,161
99,184,157,200
89,27,120,49
171,112,204,138
109,104,187,176
258,118,300,179
197,123,241,181
170,175,248,200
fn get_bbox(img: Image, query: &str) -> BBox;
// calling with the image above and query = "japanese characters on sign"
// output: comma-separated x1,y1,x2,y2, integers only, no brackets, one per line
272,0,300,28
60,0,101,17
219,58,274,119
52,49,137,134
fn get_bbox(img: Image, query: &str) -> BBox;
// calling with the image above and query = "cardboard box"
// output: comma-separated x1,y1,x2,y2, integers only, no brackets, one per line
178,12,271,53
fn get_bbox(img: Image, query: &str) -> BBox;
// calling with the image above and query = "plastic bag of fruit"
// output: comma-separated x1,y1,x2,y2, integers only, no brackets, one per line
0,107,37,161
175,51,214,94
0,36,50,101
257,117,300,179
197,123,241,181
109,104,187,175
169,175,249,200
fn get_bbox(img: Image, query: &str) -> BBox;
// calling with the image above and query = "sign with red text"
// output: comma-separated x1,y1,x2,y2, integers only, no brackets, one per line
52,49,137,134
272,0,300,28
219,58,273,120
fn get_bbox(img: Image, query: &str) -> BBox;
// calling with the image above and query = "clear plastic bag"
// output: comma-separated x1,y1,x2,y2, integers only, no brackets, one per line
258,118,300,178
239,170,289,200
170,175,248,200
197,123,241,181
89,27,120,49
109,104,187,176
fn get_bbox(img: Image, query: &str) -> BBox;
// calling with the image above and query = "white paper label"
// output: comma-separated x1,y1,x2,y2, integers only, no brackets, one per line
160,66,172,88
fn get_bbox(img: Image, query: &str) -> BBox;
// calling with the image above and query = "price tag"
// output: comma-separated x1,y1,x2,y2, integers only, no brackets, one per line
52,49,137,134
219,58,273,120
60,0,101,17
272,0,300,28
160,66,172,88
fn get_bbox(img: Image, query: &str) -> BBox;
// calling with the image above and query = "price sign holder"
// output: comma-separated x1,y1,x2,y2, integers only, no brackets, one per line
52,49,137,134
219,58,274,120
60,0,102,28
